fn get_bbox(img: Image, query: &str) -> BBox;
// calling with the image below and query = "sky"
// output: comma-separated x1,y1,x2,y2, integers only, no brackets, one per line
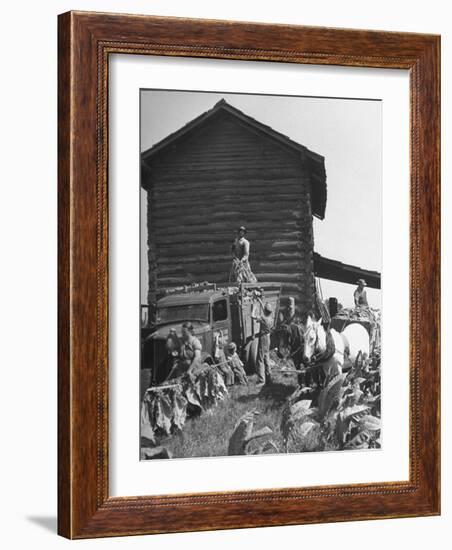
140,89,382,308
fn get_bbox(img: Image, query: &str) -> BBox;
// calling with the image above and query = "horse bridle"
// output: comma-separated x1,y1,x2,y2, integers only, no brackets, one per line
306,324,318,357
305,323,327,365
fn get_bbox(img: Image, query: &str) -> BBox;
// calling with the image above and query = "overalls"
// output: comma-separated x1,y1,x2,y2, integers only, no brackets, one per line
255,314,272,384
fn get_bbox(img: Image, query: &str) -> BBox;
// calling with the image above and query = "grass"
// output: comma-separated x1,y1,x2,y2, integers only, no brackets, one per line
140,346,382,458
141,368,299,459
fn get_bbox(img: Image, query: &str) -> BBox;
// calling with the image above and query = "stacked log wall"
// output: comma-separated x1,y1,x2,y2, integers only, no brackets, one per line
143,111,316,315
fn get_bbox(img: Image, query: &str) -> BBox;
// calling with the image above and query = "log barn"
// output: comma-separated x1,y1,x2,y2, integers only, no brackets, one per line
141,99,328,315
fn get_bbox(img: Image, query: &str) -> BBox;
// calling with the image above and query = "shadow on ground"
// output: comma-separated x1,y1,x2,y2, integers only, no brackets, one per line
26,516,57,533
236,379,296,407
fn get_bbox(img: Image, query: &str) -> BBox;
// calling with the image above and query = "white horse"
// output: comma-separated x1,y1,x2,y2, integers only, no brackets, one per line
303,315,370,380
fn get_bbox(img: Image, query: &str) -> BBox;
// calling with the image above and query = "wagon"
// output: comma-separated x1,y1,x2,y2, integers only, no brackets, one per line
330,306,381,354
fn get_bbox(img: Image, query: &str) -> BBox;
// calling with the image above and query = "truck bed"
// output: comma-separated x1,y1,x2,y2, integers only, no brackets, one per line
224,282,281,345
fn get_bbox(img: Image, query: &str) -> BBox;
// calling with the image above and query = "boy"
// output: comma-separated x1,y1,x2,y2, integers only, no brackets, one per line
224,342,248,385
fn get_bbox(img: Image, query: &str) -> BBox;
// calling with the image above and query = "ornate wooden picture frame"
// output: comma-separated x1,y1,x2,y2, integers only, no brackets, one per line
58,11,440,539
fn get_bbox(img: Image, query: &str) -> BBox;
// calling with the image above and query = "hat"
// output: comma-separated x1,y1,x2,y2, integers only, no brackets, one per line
263,302,273,314
238,225,247,233
356,279,367,286
226,342,237,352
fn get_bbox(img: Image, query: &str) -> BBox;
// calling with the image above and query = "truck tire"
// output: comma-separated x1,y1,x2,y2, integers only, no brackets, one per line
244,337,259,373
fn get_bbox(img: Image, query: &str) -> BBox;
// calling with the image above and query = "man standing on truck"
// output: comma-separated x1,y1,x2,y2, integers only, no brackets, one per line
252,302,274,386
229,226,257,284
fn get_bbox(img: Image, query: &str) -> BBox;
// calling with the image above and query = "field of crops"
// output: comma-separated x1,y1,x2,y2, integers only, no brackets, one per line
140,345,381,458
280,347,381,453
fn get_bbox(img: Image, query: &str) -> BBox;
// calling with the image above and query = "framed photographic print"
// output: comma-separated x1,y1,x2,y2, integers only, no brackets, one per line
58,11,440,538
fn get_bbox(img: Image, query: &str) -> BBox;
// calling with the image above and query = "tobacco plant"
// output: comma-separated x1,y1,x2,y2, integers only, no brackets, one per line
281,349,381,452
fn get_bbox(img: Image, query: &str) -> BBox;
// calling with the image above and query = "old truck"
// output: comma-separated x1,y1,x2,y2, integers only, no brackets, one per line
141,281,281,384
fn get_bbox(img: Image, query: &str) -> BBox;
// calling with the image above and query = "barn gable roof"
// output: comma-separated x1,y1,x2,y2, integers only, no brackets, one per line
141,99,327,219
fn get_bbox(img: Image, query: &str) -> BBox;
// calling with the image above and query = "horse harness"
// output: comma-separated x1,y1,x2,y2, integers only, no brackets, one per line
312,327,350,365
279,323,304,358
281,323,351,364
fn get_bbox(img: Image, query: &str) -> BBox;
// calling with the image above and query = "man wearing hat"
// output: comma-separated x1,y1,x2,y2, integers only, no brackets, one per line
229,226,257,284
278,296,300,325
354,279,369,308
252,301,274,385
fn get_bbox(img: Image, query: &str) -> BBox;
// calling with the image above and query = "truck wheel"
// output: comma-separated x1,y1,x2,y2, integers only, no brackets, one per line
245,338,259,373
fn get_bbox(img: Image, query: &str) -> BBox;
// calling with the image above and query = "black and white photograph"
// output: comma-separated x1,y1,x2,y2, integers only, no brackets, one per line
0,0,445,545
139,90,382,460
